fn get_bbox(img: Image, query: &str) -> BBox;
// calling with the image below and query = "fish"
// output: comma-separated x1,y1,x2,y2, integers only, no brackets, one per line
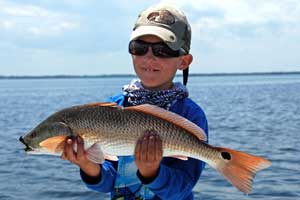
19,102,271,194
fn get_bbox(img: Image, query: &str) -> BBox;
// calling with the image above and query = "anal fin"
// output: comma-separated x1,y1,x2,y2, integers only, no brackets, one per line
168,155,188,161
104,155,119,161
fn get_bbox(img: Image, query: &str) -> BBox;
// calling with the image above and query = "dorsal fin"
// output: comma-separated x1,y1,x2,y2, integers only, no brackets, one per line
86,102,120,108
126,104,207,141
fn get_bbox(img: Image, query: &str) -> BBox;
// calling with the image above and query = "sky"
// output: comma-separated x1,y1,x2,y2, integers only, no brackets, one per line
0,0,300,76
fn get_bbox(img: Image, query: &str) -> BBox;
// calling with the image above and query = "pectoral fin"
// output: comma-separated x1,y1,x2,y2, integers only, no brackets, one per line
85,143,119,164
39,121,73,153
86,143,105,164
39,135,67,153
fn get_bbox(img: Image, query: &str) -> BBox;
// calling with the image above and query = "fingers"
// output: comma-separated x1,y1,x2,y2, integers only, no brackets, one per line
61,136,85,166
147,134,156,162
135,130,162,163
134,136,142,161
63,138,77,163
155,134,162,161
134,130,163,179
76,136,85,158
141,133,149,162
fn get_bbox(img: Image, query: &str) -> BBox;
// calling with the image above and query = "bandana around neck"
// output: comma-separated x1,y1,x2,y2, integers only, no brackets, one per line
122,79,189,110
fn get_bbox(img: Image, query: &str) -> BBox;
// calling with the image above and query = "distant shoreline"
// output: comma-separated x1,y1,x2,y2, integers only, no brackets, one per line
0,71,300,79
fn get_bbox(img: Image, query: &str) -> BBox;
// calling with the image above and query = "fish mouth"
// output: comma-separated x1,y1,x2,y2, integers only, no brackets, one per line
19,136,34,152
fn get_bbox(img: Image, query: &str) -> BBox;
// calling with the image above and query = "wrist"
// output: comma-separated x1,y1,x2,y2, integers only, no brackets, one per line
80,166,102,185
137,167,160,184
80,161,101,178
139,165,160,179
139,170,158,179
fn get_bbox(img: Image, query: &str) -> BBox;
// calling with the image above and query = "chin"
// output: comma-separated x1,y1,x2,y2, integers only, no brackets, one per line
141,81,159,89
141,81,172,90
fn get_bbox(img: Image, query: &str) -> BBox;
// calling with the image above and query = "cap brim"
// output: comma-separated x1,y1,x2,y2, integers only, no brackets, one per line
130,26,181,50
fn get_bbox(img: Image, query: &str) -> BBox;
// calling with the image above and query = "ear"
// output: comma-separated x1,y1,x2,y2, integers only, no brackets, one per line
178,54,193,70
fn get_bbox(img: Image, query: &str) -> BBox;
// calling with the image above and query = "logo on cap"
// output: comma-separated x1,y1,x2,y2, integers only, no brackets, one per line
147,10,175,25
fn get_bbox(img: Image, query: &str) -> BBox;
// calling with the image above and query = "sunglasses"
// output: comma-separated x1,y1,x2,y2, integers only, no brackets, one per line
128,40,186,58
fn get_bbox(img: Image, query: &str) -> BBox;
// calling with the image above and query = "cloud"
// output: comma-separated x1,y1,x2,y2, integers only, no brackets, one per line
0,0,79,37
0,0,299,75
0,0,139,53
161,0,300,40
155,0,300,72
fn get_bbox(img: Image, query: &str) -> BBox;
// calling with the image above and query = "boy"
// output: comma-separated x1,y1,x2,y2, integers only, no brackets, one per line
62,3,208,200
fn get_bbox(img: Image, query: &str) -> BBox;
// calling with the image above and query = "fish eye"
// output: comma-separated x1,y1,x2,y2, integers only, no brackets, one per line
30,131,37,138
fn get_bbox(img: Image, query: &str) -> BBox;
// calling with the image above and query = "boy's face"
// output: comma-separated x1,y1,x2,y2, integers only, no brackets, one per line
131,35,191,90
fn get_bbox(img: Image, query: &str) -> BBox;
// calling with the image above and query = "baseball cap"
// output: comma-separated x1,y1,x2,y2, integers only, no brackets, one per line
130,3,191,53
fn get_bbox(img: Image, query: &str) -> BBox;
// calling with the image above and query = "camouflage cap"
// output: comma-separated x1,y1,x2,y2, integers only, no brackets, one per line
130,4,191,53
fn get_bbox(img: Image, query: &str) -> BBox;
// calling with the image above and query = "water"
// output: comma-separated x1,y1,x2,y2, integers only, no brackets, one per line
0,74,299,200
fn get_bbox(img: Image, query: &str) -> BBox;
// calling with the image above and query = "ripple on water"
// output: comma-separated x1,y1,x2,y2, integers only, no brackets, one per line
1,76,300,199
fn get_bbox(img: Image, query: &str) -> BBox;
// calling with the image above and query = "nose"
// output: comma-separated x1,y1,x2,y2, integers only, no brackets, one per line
144,46,155,57
143,47,157,62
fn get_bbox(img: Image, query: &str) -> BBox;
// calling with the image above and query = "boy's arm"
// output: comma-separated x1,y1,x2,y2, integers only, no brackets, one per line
80,160,118,193
136,100,208,199
62,136,118,193
78,95,122,192
135,132,204,199
138,158,204,199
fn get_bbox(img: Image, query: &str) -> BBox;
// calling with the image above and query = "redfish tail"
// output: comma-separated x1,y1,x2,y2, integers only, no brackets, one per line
214,147,271,194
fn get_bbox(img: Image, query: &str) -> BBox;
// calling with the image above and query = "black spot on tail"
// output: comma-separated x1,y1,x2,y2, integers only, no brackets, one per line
221,152,231,160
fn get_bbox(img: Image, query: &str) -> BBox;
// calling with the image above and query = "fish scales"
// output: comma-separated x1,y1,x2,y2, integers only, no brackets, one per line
58,105,209,159
20,103,271,194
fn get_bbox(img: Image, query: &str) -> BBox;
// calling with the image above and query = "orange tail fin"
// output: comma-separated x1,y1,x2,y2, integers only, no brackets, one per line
214,147,271,194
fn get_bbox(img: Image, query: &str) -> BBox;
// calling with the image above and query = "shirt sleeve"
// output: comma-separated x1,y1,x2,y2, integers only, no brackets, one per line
80,160,118,193
139,157,204,199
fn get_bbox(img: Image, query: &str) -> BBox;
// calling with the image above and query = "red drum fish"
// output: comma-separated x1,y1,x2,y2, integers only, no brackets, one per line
19,102,271,194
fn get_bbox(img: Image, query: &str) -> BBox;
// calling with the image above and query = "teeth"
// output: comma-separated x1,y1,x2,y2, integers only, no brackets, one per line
144,68,158,72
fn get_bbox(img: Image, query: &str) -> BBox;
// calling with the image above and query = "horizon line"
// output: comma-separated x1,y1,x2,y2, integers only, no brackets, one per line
0,71,300,79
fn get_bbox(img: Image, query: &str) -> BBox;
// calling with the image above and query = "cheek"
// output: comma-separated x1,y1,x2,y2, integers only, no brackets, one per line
159,57,182,66
160,60,182,72
132,56,144,67
132,56,181,71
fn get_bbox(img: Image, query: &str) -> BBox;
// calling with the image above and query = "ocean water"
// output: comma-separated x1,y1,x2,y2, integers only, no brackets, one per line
0,74,299,200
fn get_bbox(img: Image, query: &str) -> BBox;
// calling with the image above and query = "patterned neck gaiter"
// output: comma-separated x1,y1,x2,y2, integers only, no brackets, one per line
123,79,189,110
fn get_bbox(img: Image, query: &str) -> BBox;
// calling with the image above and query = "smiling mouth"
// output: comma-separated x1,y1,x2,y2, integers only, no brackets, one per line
143,68,159,72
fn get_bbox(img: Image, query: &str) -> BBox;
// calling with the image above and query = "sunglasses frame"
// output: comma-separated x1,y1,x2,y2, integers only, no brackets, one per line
129,40,187,58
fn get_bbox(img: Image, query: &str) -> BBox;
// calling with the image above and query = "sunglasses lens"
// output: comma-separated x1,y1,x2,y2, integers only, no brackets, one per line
128,40,148,55
152,43,181,58
129,40,185,58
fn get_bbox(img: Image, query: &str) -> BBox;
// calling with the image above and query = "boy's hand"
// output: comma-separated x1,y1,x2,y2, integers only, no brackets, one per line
134,130,163,179
61,136,101,177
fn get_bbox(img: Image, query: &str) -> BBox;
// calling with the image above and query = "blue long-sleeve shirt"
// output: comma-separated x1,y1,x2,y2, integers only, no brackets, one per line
80,94,208,200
